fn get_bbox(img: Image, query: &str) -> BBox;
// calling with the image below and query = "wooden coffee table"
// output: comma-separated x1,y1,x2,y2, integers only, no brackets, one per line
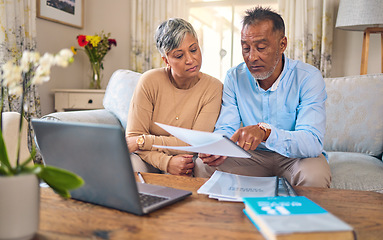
35,173,383,239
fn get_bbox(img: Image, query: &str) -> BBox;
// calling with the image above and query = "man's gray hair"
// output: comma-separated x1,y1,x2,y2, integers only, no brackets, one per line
243,6,285,36
155,18,198,57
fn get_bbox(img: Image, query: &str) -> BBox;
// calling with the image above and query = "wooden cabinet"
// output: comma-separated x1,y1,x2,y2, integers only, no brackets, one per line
53,89,106,112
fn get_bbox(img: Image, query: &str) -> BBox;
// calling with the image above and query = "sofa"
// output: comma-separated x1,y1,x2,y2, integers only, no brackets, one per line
41,69,383,193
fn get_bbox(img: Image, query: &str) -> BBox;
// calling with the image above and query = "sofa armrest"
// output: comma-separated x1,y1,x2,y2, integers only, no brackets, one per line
41,109,122,129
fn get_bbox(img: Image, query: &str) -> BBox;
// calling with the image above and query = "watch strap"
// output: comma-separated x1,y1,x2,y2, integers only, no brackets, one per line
257,123,271,142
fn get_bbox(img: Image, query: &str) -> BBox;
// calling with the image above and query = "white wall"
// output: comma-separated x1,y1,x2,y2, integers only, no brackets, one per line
332,28,381,77
331,0,381,77
36,0,381,115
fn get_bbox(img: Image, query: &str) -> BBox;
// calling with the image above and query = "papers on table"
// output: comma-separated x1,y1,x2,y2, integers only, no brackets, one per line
153,122,251,158
197,171,297,202
197,171,278,202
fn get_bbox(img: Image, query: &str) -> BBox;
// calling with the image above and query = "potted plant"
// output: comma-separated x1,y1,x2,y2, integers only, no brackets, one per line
0,49,84,240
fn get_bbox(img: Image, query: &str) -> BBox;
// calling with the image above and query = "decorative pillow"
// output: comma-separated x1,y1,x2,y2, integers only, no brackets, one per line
103,69,142,129
324,73,383,157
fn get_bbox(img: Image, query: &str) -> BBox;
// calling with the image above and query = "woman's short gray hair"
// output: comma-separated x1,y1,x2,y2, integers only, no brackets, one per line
155,18,198,57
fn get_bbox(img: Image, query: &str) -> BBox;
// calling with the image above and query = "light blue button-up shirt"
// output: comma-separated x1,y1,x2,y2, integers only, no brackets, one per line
214,55,327,159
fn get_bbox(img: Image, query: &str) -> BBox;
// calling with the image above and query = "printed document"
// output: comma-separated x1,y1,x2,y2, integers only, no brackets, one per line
197,171,278,202
153,123,251,158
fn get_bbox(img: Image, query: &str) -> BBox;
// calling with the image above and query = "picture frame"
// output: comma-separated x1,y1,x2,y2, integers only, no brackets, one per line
37,0,84,29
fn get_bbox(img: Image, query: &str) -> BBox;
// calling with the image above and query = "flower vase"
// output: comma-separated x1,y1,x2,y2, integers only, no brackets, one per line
0,174,40,240
89,61,102,89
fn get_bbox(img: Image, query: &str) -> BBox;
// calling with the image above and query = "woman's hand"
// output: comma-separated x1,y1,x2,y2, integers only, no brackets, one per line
127,136,139,152
167,154,195,176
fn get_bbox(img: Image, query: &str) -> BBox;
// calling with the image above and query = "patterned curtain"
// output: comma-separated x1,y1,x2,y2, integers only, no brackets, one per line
0,0,40,150
278,0,335,77
130,0,187,73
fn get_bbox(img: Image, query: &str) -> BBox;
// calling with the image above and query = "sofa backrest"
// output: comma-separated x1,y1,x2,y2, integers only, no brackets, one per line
324,74,383,157
104,70,383,157
103,69,142,129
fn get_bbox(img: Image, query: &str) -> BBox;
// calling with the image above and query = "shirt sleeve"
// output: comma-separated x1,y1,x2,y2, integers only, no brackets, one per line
214,70,242,137
265,70,327,158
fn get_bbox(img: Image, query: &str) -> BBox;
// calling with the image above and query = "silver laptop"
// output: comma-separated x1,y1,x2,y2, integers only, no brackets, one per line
32,119,192,215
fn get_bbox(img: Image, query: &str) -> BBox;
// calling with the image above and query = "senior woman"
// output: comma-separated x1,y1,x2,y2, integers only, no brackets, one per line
126,18,223,176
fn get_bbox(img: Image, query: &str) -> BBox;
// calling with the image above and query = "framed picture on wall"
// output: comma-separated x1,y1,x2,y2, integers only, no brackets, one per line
37,0,84,29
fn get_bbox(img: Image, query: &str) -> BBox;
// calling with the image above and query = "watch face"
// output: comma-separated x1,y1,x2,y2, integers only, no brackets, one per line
136,136,144,145
259,122,271,129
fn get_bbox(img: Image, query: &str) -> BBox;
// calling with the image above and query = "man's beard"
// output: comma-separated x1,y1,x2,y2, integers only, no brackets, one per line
251,50,280,80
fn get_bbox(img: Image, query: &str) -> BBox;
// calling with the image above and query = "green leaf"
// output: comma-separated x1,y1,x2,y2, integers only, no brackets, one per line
50,187,71,199
0,164,10,175
0,130,11,171
19,147,36,168
18,165,42,175
37,165,84,198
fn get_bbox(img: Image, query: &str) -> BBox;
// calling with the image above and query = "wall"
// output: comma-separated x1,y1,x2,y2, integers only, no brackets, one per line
332,29,381,77
331,0,381,78
36,0,381,115
36,0,131,115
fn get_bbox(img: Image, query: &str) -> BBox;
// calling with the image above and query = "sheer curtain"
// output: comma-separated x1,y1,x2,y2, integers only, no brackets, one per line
278,0,335,77
0,0,40,151
130,0,187,73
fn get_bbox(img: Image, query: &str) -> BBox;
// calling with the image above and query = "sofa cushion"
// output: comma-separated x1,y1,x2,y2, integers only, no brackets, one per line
324,74,383,157
103,69,142,129
328,152,383,193
42,109,122,127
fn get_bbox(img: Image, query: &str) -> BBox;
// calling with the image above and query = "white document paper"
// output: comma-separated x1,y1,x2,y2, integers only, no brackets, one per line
197,171,278,202
153,122,251,158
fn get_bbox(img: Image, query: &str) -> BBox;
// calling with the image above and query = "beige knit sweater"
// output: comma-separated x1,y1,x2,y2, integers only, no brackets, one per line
126,67,223,172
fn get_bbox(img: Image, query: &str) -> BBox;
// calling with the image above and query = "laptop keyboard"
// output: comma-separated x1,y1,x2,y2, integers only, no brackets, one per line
139,193,169,208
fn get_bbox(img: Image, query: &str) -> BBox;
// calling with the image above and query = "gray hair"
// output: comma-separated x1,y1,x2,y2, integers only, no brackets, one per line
155,18,198,57
243,6,285,36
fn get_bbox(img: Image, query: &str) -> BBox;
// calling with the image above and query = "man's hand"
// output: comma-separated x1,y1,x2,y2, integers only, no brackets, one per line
231,125,265,151
198,153,227,167
197,125,265,167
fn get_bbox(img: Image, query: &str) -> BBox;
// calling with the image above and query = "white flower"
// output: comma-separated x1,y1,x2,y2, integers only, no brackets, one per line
39,53,55,70
54,48,74,67
1,48,74,97
20,51,40,73
9,86,23,95
31,75,50,85
31,65,51,85
1,61,22,88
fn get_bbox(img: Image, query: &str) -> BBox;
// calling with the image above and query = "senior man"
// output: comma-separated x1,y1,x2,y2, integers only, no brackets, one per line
195,6,331,187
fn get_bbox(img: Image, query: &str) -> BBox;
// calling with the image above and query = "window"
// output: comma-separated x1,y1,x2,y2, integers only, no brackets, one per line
188,0,278,81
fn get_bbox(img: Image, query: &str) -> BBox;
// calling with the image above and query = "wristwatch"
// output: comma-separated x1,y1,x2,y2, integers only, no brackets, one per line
257,122,271,142
136,135,145,150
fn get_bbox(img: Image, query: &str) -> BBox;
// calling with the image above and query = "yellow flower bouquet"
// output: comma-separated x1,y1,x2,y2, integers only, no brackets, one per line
74,32,117,89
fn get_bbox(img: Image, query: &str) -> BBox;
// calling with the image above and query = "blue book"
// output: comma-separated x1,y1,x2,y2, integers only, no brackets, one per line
243,196,354,240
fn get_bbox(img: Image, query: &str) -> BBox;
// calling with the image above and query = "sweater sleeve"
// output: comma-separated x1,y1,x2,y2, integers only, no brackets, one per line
126,70,222,172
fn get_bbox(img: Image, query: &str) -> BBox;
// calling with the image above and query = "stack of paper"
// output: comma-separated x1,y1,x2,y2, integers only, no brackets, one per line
197,171,280,202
